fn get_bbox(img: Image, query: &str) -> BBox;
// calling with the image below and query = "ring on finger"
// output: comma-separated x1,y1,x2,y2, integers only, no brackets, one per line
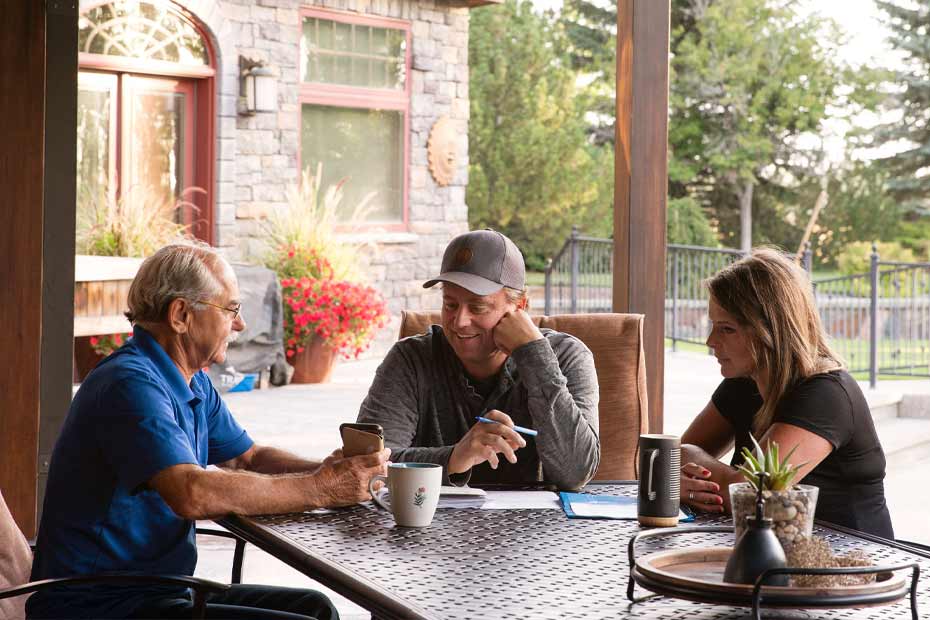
688,490,694,501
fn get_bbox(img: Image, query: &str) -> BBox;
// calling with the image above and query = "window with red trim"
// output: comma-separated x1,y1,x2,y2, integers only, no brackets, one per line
299,9,411,229
76,1,216,246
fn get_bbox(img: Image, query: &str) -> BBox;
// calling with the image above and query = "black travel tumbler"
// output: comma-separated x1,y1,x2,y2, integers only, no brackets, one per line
637,434,681,527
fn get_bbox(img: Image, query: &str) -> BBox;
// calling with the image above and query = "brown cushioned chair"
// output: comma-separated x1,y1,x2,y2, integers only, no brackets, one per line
398,311,649,480
0,490,246,619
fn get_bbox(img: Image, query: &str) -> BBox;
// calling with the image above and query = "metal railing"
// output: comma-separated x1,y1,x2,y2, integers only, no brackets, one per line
814,252,930,387
665,244,746,350
543,231,930,387
544,227,613,315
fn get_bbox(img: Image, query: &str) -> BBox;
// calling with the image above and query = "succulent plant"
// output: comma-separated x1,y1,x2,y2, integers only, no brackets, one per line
736,434,808,492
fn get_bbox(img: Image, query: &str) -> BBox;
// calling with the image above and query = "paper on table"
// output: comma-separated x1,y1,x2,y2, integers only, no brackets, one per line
437,485,487,509
479,490,562,510
570,501,637,518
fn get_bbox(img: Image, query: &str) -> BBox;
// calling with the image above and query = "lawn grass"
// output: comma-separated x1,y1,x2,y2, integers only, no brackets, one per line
664,338,710,354
526,271,546,287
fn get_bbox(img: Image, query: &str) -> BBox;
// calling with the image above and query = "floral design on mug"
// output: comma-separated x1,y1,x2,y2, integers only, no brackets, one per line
413,486,426,507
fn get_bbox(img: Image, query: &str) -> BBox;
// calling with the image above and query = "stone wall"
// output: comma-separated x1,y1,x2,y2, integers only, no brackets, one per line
194,0,471,355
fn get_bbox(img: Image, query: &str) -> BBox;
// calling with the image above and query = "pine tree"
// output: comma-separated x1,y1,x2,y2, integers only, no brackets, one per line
873,1,930,215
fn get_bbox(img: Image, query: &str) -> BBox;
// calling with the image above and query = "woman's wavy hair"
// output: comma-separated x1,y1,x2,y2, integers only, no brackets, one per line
706,248,843,435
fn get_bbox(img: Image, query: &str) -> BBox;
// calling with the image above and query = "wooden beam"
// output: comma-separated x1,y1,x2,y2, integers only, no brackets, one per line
0,1,46,536
38,0,78,532
613,0,669,434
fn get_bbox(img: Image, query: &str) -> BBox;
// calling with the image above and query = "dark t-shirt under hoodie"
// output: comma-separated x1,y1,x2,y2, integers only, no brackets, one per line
712,370,894,539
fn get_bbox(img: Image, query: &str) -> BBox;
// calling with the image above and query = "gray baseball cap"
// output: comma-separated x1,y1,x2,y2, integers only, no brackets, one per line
423,229,526,296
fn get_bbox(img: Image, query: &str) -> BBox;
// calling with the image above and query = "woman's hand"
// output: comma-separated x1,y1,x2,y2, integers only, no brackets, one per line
680,462,724,513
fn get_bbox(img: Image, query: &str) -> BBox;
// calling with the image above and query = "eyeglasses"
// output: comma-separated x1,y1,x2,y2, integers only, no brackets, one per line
196,300,242,321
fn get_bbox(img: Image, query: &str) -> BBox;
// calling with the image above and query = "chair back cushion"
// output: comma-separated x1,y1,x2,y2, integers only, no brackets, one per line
399,311,648,480
0,490,33,619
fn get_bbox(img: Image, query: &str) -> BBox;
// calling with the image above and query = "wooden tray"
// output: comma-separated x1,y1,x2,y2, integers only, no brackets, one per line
632,547,909,608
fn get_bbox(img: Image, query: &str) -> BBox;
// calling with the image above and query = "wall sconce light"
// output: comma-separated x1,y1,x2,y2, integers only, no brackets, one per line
240,57,277,115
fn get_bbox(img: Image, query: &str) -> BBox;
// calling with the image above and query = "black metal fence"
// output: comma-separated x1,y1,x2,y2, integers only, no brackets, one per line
543,230,930,387
543,227,614,314
815,256,930,386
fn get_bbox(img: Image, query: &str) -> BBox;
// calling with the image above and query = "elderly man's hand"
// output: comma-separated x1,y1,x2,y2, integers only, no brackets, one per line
447,409,526,475
492,309,543,355
312,448,390,508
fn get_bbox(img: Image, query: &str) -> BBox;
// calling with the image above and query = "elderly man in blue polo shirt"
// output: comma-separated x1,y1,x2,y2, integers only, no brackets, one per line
28,244,389,620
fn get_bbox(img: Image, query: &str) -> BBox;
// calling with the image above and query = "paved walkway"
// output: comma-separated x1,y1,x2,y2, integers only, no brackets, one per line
195,350,930,619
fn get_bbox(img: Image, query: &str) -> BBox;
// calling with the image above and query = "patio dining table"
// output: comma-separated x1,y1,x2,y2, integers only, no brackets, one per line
218,482,930,620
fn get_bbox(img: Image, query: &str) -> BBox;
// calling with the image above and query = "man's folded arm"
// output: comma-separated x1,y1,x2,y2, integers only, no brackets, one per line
512,337,600,490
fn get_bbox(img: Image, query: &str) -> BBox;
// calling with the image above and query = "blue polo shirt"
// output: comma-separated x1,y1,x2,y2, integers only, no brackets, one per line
27,326,253,619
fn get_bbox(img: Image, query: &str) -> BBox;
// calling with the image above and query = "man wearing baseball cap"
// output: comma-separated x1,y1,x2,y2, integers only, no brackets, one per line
357,229,600,490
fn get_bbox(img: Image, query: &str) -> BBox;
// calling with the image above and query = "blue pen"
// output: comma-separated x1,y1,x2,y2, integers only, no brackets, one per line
475,416,538,437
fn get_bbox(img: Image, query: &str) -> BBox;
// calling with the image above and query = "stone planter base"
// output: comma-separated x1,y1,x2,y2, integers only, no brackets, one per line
730,482,819,550
288,338,338,384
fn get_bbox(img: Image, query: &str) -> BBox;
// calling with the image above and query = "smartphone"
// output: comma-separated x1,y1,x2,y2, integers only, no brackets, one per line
339,422,384,458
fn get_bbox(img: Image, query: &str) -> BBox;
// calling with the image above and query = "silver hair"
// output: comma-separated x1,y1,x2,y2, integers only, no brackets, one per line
125,243,227,328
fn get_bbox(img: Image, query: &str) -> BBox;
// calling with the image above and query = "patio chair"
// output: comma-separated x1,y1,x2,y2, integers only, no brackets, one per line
0,490,245,619
399,311,649,480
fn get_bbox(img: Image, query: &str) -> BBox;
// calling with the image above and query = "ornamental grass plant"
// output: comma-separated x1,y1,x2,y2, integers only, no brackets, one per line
262,164,387,361
76,185,199,257
262,163,376,281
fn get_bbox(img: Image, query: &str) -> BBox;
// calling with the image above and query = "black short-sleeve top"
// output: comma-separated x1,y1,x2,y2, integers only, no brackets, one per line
712,370,894,539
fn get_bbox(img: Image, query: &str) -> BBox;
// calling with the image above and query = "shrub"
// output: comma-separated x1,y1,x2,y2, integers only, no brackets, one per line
836,241,916,276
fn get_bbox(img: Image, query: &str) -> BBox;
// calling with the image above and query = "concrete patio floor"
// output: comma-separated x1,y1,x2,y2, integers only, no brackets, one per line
194,349,930,619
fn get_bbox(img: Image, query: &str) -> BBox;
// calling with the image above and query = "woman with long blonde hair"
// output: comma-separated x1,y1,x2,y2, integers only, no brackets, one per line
680,248,894,538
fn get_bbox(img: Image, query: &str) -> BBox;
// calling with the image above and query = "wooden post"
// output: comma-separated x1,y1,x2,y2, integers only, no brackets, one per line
614,0,670,434
0,1,46,536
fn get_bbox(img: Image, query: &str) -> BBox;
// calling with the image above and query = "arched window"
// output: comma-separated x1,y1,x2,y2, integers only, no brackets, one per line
76,1,216,247
79,2,209,65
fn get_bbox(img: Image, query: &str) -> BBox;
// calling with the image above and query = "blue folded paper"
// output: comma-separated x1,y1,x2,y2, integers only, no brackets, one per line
559,492,695,522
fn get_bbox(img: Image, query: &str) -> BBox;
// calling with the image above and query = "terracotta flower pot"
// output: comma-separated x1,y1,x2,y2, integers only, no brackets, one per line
288,337,339,384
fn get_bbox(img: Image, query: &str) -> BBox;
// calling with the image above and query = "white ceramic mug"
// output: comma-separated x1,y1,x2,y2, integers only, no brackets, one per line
369,462,442,527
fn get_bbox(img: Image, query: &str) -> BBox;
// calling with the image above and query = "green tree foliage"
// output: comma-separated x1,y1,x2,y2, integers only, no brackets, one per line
557,0,699,146
837,241,916,276
556,0,616,146
559,0,719,244
808,161,902,266
668,197,718,246
873,1,930,215
468,0,612,270
670,0,848,251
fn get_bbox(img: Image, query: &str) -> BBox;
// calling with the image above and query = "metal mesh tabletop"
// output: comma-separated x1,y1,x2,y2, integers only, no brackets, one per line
221,483,930,620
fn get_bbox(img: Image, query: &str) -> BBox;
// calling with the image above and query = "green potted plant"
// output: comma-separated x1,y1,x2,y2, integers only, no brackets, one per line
730,435,818,550
262,164,388,383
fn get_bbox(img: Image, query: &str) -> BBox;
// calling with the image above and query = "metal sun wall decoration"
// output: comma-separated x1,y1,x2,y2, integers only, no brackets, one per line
427,116,457,187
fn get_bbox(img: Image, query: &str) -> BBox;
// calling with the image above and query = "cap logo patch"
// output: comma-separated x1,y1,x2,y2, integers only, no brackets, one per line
453,247,473,268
